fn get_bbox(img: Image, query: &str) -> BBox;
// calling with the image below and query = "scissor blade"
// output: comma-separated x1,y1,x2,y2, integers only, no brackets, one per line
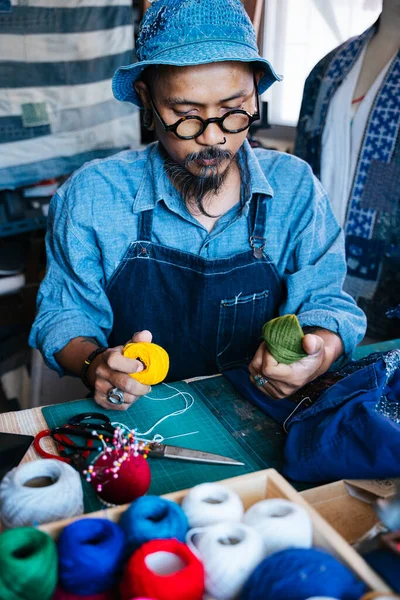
162,445,244,466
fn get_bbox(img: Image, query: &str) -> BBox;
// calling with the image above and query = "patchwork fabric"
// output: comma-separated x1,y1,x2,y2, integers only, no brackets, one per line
294,23,400,338
346,56,400,239
361,160,400,214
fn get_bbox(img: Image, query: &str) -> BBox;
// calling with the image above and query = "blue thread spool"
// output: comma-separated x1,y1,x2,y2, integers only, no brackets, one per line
240,548,367,600
119,495,189,554
57,518,126,595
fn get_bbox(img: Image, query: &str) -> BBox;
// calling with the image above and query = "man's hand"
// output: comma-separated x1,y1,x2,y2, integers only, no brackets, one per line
88,330,153,411
249,329,343,399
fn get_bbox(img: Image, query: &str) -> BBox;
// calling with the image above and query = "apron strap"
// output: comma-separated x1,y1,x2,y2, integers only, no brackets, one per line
249,195,267,259
138,208,153,242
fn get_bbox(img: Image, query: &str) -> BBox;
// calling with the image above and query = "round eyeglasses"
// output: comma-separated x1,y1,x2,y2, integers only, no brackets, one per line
148,84,260,140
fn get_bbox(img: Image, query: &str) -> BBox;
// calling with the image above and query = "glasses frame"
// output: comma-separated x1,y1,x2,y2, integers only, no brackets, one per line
148,79,260,140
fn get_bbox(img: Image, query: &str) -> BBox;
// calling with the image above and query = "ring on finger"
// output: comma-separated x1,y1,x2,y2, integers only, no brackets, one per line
254,375,269,386
107,387,124,405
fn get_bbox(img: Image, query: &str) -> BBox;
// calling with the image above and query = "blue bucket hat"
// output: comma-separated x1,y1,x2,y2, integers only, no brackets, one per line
112,0,281,107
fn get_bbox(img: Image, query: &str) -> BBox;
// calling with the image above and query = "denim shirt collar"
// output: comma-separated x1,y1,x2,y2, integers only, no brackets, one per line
132,139,274,214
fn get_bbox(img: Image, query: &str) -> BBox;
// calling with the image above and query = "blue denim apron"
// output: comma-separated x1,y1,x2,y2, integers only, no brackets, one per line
106,196,282,382
225,350,400,482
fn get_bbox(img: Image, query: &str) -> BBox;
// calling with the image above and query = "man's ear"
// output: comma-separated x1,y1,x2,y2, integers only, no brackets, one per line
134,80,151,109
254,70,264,86
134,81,155,130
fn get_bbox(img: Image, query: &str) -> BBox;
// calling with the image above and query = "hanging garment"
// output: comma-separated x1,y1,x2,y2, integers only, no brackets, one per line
225,350,400,482
0,0,140,189
106,195,282,382
294,22,400,340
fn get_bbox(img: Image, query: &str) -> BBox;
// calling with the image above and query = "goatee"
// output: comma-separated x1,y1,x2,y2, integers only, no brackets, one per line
162,145,235,217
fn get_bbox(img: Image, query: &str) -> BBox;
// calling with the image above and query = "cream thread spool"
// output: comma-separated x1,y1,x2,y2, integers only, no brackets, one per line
0,459,84,528
360,594,400,599
243,498,312,556
187,522,265,600
181,482,244,528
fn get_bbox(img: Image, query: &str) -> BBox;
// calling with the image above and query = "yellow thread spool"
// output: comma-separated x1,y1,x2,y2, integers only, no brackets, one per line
123,342,169,385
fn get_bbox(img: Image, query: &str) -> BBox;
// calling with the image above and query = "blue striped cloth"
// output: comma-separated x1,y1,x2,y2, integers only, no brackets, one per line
0,0,140,190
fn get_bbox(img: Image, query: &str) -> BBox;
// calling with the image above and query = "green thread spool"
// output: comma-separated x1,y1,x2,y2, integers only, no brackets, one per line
0,527,57,600
262,314,308,364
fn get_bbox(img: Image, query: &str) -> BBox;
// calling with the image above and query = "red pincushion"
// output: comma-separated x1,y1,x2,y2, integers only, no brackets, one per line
91,451,151,505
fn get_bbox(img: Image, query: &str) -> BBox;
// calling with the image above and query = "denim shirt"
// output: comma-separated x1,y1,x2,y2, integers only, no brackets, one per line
29,139,366,374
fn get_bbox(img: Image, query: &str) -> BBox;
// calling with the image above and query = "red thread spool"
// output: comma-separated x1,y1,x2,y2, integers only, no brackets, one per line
120,539,205,600
91,450,151,505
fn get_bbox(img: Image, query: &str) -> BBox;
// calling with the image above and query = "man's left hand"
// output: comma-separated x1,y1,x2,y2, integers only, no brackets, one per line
249,330,343,399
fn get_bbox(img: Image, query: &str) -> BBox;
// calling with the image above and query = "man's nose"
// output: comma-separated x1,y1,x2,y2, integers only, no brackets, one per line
196,121,226,146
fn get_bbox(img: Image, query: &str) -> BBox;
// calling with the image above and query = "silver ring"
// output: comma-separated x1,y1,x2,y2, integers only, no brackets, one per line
254,375,268,386
107,387,124,405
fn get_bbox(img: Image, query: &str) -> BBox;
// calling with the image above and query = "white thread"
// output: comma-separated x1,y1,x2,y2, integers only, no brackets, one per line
0,459,84,529
187,522,264,599
111,382,195,439
181,482,244,528
305,597,341,599
243,498,312,556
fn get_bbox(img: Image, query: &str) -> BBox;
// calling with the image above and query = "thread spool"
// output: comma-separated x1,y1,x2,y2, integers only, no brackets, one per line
181,482,244,528
0,527,58,600
243,498,312,556
360,595,400,599
305,598,341,599
0,459,83,528
52,589,115,600
119,495,188,553
57,518,126,595
91,450,151,505
123,342,169,385
187,522,265,599
240,548,366,600
120,538,204,600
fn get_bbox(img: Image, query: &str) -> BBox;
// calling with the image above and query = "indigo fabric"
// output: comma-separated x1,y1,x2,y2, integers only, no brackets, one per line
225,350,400,482
112,0,280,106
294,22,400,340
284,350,400,482
29,140,366,377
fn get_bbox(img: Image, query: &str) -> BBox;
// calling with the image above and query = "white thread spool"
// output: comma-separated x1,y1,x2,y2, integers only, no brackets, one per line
187,522,265,600
0,459,84,528
243,498,312,556
181,482,243,528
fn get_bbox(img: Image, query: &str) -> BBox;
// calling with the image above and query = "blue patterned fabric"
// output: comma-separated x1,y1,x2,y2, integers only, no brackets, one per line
225,350,400,482
112,0,281,106
294,23,400,340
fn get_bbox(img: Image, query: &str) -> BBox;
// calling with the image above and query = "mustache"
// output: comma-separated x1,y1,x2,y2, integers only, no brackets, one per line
185,146,233,168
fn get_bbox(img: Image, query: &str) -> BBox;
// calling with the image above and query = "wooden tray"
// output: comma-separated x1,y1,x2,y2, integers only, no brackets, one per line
40,468,391,593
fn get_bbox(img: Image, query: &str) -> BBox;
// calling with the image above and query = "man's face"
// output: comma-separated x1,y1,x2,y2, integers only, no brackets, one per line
144,62,257,177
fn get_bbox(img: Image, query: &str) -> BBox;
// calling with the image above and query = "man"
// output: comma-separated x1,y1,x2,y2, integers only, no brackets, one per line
30,0,366,411
295,0,400,342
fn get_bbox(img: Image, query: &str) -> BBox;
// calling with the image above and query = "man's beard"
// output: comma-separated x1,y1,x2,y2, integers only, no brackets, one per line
162,145,235,217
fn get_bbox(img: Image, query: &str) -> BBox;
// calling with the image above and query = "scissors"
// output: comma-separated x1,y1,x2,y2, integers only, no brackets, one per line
33,413,114,471
34,412,244,468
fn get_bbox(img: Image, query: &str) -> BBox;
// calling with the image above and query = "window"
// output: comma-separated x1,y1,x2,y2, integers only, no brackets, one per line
263,0,382,126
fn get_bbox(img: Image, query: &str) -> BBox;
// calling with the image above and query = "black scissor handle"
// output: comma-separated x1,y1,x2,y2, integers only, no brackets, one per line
68,412,115,434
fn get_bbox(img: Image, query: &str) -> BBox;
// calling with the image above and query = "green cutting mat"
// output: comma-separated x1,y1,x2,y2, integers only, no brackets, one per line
42,381,261,513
